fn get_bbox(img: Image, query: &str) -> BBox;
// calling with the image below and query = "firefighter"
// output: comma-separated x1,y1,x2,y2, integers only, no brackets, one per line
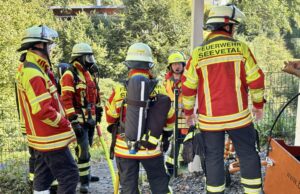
182,5,265,194
164,51,188,175
15,25,79,194
105,42,175,194
16,64,59,193
60,43,101,193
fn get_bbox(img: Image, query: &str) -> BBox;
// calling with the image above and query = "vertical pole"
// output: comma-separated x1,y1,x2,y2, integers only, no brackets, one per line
295,81,300,145
174,89,179,177
191,0,204,52
188,0,204,173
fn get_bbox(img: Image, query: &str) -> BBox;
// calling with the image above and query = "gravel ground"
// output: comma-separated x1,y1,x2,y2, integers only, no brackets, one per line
78,157,266,194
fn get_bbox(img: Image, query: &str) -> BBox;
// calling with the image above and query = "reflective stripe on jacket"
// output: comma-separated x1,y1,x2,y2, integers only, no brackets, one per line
105,69,175,159
182,31,265,131
16,51,75,151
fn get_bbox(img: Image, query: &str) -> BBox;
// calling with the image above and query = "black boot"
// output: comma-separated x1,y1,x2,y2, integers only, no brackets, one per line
50,185,58,194
80,183,89,193
90,175,99,182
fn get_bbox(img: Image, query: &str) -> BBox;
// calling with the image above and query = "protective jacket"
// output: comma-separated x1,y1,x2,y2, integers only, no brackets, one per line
15,51,75,151
164,72,188,133
106,69,175,159
182,31,265,131
60,61,99,122
164,72,182,103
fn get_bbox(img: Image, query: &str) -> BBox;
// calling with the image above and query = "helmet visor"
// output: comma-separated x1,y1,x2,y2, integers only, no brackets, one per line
40,25,58,42
85,54,96,64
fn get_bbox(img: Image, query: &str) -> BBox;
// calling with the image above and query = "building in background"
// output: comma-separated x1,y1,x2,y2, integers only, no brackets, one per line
50,0,124,19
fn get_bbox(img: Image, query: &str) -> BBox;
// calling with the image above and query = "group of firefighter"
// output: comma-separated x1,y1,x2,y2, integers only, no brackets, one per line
15,4,300,194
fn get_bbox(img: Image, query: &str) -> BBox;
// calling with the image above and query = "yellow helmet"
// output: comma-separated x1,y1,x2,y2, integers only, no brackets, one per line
125,43,154,69
18,25,58,52
205,4,245,29
168,52,186,66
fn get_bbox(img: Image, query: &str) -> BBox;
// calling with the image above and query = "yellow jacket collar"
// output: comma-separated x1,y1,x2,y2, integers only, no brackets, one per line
206,31,232,41
25,51,50,72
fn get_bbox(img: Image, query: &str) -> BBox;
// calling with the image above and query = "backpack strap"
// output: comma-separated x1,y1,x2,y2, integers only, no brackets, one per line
67,65,79,89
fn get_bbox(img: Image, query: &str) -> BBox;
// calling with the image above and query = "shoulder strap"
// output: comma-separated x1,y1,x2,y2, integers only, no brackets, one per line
149,79,158,96
67,65,79,85
65,65,81,110
201,36,236,47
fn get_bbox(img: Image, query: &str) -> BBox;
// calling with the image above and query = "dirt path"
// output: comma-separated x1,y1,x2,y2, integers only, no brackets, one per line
76,158,258,194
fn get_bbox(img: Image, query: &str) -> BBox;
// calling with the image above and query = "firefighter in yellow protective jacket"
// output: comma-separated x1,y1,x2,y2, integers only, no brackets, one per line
164,52,188,175
182,5,265,194
106,43,175,194
15,25,78,193
60,43,101,193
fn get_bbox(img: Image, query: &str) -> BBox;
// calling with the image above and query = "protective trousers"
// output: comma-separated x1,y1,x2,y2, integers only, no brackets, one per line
33,147,79,194
75,124,94,185
29,146,35,183
203,124,262,194
29,146,59,194
116,155,171,194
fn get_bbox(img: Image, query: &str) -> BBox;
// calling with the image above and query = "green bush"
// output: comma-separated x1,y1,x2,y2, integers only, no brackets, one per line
0,161,30,194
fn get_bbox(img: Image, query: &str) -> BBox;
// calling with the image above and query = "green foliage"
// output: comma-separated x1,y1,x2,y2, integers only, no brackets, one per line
98,78,119,103
104,0,192,80
235,0,291,39
241,34,293,72
54,12,111,77
0,161,30,194
0,1,300,187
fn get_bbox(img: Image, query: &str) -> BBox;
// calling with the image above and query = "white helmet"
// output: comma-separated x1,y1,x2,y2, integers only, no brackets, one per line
71,43,95,62
126,43,154,63
206,4,245,26
18,25,58,52
125,43,154,69
71,43,93,57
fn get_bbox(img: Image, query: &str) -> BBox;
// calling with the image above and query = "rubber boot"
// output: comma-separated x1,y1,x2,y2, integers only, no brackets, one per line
49,185,57,194
90,175,99,182
79,183,89,194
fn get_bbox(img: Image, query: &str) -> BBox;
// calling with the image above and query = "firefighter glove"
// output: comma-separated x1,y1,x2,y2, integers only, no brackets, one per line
182,126,196,163
71,120,84,137
96,106,103,123
182,139,195,164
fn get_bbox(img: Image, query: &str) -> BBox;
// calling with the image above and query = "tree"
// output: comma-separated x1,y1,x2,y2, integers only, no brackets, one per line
234,0,291,40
